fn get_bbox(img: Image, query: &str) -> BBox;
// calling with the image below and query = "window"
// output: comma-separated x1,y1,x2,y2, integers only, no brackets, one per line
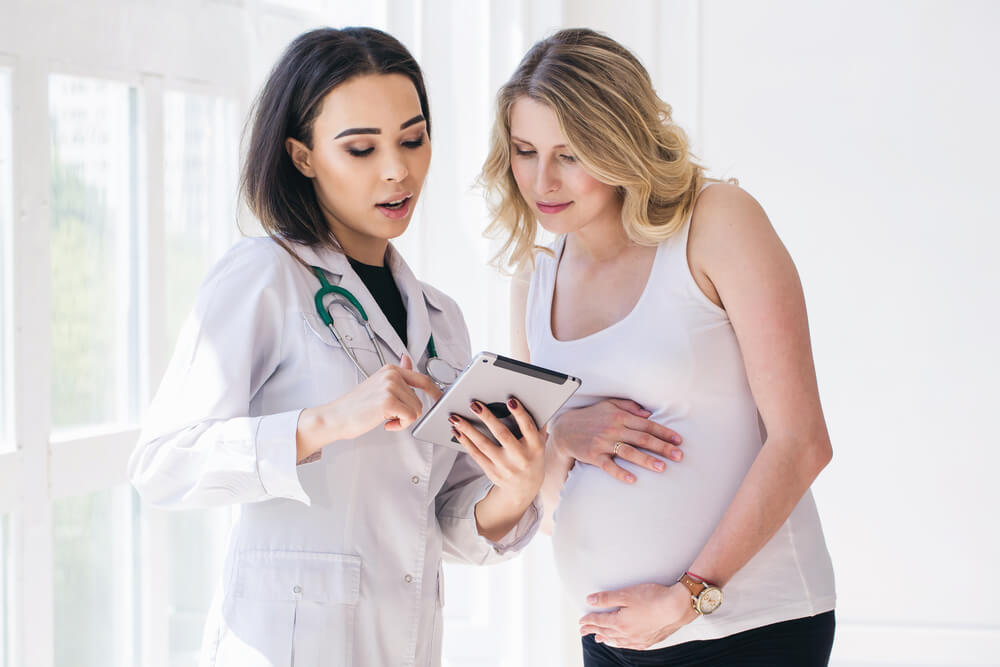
0,68,12,449
162,508,230,667
163,90,238,348
48,75,140,435
52,486,138,667
161,89,239,666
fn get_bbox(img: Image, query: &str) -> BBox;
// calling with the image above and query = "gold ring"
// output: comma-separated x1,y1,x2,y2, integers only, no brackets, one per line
612,441,623,457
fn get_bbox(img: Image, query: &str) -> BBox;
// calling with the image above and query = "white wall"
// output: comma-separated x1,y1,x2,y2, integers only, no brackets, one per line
566,1,1000,664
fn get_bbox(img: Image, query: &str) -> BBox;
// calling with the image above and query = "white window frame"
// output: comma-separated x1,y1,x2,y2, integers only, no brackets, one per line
0,6,269,666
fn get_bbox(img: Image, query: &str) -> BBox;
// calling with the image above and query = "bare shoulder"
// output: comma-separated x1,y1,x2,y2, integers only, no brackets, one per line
689,183,788,279
690,182,773,245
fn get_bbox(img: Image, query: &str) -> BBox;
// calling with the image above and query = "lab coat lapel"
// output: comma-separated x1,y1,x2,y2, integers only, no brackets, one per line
285,240,419,364
385,243,433,365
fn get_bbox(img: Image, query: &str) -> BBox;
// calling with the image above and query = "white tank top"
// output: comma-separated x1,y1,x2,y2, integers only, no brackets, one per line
526,193,836,648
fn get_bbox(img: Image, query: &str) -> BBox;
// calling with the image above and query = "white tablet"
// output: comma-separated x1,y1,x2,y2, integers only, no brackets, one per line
411,351,582,450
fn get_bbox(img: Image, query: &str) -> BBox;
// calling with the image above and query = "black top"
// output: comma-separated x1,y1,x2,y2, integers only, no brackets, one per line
348,256,407,345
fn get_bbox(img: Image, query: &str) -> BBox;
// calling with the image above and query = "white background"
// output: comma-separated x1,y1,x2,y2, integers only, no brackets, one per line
1,1,998,666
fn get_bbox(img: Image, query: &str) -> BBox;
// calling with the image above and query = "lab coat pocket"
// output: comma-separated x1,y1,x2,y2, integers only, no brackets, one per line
302,311,378,357
216,550,361,667
301,312,383,395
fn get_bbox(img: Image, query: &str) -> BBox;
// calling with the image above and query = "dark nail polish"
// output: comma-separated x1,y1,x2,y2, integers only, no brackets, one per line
470,401,483,414
507,397,519,410
451,427,461,439
448,414,459,425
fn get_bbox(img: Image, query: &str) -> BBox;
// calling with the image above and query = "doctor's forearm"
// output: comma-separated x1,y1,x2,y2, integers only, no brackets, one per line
295,406,344,463
474,485,536,543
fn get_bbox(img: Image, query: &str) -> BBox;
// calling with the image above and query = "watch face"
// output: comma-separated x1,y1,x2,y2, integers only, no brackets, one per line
698,587,723,614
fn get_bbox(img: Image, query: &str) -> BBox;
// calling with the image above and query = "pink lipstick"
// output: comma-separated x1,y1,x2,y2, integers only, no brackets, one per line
537,201,572,214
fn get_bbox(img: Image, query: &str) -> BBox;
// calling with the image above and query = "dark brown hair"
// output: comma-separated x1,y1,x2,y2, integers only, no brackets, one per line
241,27,431,247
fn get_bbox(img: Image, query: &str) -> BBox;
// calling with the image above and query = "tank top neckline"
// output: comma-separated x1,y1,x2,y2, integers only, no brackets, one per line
544,234,665,344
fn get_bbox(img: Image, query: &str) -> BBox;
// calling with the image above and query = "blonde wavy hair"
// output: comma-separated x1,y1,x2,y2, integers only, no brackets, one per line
481,28,709,272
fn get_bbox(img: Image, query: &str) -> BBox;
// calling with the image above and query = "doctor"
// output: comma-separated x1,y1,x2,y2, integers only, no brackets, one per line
129,27,544,667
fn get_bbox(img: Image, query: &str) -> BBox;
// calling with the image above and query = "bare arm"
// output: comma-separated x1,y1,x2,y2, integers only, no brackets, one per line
684,183,832,586
579,184,833,649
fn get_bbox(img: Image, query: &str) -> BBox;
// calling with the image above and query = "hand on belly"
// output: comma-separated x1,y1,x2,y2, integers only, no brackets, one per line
578,582,698,650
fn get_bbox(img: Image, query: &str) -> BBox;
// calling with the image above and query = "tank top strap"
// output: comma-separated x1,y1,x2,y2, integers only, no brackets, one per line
525,236,565,347
654,181,729,317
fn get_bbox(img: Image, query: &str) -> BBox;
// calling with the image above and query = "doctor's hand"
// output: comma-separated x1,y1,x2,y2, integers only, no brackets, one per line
449,397,545,509
296,355,441,462
549,399,684,484
579,582,697,650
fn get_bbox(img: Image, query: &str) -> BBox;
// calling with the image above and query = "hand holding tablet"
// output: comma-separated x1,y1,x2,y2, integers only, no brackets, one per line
410,352,581,450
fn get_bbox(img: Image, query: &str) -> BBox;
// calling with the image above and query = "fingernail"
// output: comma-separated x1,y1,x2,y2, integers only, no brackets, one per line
451,427,460,439
587,594,597,604
670,450,683,461
670,436,682,445
448,414,459,425
470,401,483,414
626,474,635,483
507,397,519,410
653,461,665,471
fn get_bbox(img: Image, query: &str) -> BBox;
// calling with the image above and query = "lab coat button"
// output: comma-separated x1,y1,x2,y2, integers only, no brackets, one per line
404,574,413,584
293,585,302,594
344,334,353,341
411,475,420,484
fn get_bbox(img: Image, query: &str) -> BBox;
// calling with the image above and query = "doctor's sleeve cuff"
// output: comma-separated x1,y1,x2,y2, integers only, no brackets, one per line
255,409,311,506
482,485,542,555
437,477,542,565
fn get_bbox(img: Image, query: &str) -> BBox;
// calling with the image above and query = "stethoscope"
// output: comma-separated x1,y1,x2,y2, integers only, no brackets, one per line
312,266,461,388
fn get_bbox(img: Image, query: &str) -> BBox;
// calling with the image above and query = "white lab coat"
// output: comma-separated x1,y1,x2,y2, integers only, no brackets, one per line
129,236,540,667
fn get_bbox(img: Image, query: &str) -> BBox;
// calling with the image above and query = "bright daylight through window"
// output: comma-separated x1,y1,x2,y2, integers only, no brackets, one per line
162,89,238,666
48,75,140,436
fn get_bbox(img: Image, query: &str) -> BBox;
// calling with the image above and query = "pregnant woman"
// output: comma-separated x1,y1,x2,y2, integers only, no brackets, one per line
480,29,836,666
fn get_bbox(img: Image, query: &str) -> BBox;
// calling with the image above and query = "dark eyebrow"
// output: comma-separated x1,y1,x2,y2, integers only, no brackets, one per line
400,114,425,130
335,115,425,139
335,127,379,139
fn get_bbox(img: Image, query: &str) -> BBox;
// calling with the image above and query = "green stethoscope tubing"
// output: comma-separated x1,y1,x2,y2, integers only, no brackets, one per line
312,265,440,378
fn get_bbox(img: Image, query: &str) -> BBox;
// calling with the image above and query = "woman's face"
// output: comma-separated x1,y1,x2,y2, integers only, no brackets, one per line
286,73,431,256
508,97,621,236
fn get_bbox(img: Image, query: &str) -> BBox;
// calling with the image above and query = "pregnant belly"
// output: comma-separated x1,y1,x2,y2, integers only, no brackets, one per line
551,453,744,613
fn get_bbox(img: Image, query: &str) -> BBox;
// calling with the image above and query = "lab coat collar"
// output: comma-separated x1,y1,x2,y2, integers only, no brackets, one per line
283,239,435,364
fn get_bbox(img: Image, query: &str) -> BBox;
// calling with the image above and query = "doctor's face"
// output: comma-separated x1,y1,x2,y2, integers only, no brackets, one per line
286,73,431,256
508,97,621,237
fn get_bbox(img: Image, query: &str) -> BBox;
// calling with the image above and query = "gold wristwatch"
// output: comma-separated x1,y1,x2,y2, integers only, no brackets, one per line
678,571,723,615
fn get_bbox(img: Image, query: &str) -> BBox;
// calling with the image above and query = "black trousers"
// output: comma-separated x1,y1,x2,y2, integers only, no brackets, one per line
582,611,835,667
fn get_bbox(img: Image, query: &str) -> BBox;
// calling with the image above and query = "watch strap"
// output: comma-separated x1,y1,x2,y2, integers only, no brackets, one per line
678,572,708,598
